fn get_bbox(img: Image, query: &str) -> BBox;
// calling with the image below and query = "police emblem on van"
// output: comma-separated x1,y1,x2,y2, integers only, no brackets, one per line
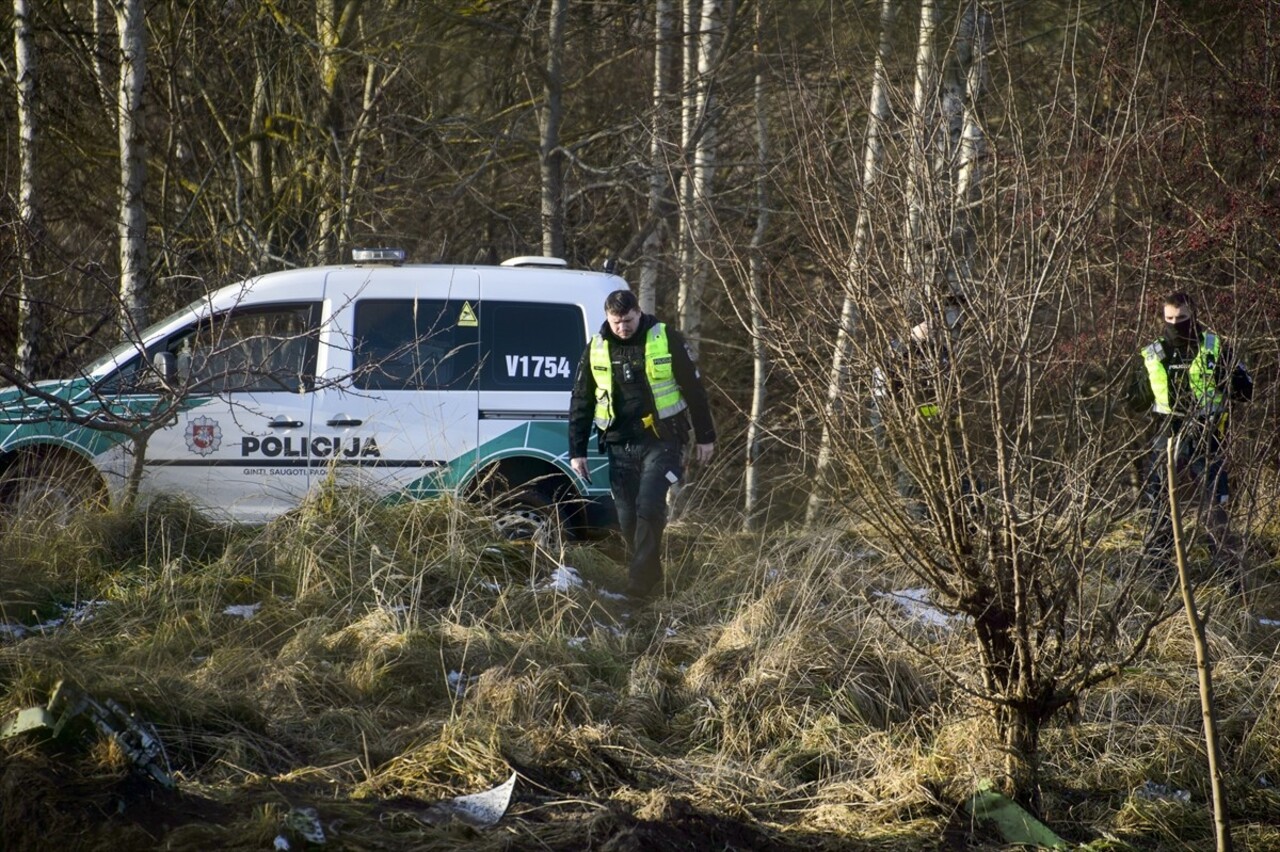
186,416,222,456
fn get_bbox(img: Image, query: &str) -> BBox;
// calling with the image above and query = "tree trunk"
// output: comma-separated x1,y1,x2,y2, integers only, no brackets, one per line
1168,438,1234,852
13,0,41,376
115,0,148,336
677,0,699,332
313,0,362,264
903,0,941,285
950,2,989,291
638,0,675,314
805,0,896,525
250,56,275,264
540,0,567,259
743,0,769,531
678,0,726,359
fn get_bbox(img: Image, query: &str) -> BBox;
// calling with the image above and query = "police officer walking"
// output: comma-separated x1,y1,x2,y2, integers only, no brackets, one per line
569,289,715,601
1138,291,1252,565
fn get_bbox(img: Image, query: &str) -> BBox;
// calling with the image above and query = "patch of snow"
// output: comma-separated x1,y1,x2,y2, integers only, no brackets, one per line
874,587,960,628
540,565,584,592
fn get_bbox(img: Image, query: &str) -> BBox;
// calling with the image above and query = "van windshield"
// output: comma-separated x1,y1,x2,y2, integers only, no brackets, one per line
82,300,205,377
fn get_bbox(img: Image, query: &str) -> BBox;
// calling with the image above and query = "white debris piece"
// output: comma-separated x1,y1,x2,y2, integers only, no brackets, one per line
222,603,262,619
284,806,326,843
445,771,518,827
1133,780,1191,804
447,670,477,697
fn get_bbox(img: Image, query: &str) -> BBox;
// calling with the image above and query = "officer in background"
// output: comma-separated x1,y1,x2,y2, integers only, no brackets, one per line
1137,291,1252,564
569,289,716,600
870,294,966,520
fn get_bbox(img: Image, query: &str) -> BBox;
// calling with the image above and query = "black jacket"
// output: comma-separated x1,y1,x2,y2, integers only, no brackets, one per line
568,313,715,456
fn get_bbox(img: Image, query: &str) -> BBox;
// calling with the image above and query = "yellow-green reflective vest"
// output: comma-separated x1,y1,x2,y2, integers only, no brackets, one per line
1142,332,1224,415
589,323,689,432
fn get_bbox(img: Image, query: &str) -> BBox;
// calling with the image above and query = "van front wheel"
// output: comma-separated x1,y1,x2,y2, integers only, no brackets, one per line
492,486,566,548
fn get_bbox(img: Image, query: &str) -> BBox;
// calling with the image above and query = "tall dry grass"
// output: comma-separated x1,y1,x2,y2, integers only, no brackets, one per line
2,483,1280,850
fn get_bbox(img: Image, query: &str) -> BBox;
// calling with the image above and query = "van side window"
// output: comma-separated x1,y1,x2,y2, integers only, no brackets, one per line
174,304,320,394
353,299,480,391
481,302,585,392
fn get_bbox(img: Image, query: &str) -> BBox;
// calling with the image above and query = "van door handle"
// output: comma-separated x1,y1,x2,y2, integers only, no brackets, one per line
268,418,305,429
326,418,363,427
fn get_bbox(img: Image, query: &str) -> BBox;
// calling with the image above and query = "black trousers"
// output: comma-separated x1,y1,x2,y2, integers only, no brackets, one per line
606,438,684,596
1143,424,1229,556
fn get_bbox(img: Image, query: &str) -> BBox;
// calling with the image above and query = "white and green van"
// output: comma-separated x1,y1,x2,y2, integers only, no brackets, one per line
0,250,617,532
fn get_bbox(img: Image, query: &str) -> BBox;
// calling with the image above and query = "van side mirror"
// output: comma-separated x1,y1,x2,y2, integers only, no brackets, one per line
152,351,176,384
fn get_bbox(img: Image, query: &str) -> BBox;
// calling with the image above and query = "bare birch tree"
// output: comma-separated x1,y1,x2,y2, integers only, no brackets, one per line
742,0,770,531
114,0,148,334
638,0,675,314
12,0,40,375
538,0,568,259
677,0,729,359
902,0,941,285
805,0,897,525
677,0,700,330
312,0,363,264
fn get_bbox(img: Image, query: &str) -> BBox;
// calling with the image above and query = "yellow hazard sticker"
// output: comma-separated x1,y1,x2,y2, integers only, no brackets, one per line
458,301,478,327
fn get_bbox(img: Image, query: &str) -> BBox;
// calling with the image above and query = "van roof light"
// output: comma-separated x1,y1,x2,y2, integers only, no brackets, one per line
500,256,568,268
352,247,406,265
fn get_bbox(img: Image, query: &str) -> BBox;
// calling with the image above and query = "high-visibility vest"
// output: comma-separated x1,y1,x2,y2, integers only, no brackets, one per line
1142,332,1224,415
589,323,688,432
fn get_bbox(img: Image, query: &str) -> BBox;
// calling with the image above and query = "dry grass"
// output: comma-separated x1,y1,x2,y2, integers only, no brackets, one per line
3,488,1280,850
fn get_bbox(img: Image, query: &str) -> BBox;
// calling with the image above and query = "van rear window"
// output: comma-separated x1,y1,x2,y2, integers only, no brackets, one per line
481,302,585,391
353,300,479,390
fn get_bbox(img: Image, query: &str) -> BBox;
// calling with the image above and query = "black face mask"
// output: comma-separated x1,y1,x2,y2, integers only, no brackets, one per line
1165,317,1195,344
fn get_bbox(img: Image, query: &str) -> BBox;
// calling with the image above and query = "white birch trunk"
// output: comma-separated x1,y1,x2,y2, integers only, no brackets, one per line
638,0,675,314
743,0,769,531
250,57,274,263
91,0,113,112
805,0,897,525
677,0,699,327
678,0,726,360
13,0,39,375
540,0,567,258
314,0,341,262
955,2,988,210
115,0,148,335
903,0,940,285
313,0,361,263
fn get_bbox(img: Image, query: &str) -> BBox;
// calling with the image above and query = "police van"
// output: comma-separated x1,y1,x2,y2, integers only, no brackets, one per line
0,249,618,532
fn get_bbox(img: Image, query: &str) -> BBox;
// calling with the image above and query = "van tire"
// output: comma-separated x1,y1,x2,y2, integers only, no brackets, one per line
492,485,566,548
0,451,106,524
